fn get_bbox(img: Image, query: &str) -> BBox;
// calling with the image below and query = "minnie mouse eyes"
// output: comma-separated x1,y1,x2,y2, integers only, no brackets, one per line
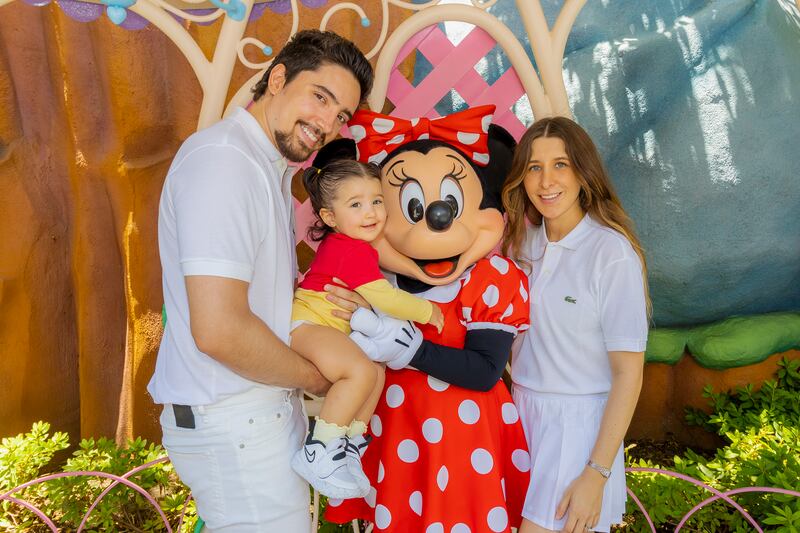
440,177,463,218
400,181,425,224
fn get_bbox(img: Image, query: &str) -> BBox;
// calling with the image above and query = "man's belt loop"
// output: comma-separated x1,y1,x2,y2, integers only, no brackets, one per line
173,404,195,429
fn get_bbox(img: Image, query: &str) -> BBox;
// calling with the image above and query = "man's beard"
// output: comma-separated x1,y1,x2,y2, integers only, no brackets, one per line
274,125,323,162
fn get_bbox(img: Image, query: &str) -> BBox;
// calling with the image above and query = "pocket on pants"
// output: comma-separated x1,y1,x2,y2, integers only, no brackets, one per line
165,444,224,526
228,400,294,450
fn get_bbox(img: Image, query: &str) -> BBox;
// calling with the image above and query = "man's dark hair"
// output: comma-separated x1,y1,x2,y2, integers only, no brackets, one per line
252,30,373,102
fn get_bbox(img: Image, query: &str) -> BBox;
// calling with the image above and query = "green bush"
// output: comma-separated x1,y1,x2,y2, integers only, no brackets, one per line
0,423,197,532
626,358,800,532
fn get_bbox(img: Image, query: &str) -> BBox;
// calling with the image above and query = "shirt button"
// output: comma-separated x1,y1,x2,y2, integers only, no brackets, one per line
239,443,245,449
276,413,281,419
249,418,254,424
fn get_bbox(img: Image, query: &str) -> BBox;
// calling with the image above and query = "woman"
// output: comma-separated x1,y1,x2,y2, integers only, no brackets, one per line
501,116,650,533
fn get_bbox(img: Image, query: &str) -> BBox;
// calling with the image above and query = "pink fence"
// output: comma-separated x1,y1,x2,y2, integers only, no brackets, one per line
2,462,799,532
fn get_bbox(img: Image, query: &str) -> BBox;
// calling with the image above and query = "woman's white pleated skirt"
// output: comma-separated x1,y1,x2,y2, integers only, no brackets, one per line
512,386,627,533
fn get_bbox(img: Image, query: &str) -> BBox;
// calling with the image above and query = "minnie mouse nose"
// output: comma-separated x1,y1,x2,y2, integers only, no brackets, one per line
425,200,455,232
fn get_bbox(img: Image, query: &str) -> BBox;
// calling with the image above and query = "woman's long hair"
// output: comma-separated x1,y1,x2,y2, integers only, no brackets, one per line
501,116,651,317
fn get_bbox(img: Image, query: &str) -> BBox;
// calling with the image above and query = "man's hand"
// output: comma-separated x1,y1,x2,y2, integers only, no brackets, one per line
325,277,370,320
349,308,422,370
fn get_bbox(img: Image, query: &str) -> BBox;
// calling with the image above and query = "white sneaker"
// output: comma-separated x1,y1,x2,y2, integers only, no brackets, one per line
291,433,367,499
344,434,372,493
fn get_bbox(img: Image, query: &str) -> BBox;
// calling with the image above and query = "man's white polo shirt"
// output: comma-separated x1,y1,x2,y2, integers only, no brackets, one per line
148,107,297,406
512,214,648,395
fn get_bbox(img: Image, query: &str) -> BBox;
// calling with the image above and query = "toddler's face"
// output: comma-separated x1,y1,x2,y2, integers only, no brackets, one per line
321,176,387,242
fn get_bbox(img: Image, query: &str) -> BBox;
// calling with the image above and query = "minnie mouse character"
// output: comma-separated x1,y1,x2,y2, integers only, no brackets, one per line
324,105,531,533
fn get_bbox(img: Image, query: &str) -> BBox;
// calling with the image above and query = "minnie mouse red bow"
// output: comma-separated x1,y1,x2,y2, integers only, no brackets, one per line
348,105,496,166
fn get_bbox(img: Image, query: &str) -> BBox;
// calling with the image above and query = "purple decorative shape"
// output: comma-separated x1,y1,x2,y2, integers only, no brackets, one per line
117,7,148,29
56,0,103,23
265,0,290,14
249,3,269,21
300,0,328,7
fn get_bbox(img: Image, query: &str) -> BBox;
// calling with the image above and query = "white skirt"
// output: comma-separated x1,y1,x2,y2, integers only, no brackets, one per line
512,386,626,533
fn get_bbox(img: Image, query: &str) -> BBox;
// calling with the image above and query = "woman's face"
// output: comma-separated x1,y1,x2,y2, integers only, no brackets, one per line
523,136,584,229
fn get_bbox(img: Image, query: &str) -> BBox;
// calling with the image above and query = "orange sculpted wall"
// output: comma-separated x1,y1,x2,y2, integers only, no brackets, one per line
0,2,405,445
630,349,800,448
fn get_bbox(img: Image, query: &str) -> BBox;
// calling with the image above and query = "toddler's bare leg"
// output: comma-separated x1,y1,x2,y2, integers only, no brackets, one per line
353,364,385,425
290,323,377,427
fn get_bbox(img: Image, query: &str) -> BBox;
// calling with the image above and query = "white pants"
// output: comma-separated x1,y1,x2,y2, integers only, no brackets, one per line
160,386,311,532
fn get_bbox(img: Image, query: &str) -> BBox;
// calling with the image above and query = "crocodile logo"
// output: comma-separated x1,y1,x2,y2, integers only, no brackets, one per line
564,296,577,304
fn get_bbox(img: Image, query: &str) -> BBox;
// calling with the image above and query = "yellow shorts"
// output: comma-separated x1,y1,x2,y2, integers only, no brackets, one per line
291,289,350,334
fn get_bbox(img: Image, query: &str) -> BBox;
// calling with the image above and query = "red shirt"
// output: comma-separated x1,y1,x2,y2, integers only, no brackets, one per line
300,233,383,291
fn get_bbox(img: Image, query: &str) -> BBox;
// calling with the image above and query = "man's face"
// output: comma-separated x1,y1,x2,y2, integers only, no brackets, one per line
266,63,361,162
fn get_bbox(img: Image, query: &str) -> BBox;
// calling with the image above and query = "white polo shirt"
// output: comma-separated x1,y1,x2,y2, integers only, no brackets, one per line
511,214,648,395
148,107,297,406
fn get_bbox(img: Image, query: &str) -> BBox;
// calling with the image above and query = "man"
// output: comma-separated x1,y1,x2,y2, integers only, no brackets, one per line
147,30,373,532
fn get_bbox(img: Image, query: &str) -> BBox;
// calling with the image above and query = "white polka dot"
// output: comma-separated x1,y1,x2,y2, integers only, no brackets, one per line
373,117,395,134
368,149,388,164
365,485,377,508
409,490,422,516
463,270,472,286
458,399,480,425
386,384,405,408
426,523,444,533
349,125,367,143
481,114,493,133
427,375,449,392
451,523,471,533
397,439,419,463
501,402,519,424
375,504,392,529
457,131,480,145
387,133,406,145
490,255,509,274
520,280,528,302
501,303,513,320
436,465,449,491
417,133,430,140
501,477,506,499
482,285,500,307
370,414,383,437
487,506,508,532
472,152,489,164
327,498,343,507
471,448,494,474
377,460,385,483
512,449,531,472
422,418,443,443
462,306,472,322
410,118,419,127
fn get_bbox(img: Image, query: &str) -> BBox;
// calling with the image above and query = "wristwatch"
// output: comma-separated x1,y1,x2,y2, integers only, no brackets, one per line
586,459,611,479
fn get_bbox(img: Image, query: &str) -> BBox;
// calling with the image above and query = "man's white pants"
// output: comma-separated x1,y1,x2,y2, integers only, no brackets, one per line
160,386,311,532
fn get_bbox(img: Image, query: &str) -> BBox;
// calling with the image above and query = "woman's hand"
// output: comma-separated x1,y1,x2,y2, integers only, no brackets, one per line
325,277,371,320
556,467,606,532
429,303,444,333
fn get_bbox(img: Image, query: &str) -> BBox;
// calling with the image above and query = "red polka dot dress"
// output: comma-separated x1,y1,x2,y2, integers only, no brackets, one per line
326,255,532,532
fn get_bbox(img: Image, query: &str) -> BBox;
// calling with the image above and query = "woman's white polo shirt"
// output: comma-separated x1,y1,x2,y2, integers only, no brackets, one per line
512,214,648,395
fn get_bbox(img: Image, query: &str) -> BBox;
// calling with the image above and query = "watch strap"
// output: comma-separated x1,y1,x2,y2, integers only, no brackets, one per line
586,459,611,479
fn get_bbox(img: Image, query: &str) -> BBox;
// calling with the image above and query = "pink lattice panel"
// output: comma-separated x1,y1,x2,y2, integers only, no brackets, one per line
294,24,530,252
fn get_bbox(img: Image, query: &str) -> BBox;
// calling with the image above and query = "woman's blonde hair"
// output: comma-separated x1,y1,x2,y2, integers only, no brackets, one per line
501,116,651,317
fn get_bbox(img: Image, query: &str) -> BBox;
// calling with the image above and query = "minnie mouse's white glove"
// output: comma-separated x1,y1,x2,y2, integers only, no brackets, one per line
349,307,422,370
